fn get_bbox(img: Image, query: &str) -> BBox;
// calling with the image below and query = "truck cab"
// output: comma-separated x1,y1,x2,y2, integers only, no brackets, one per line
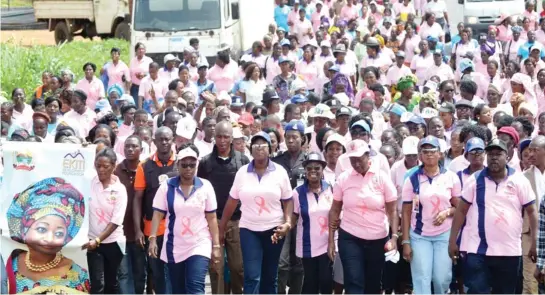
130,0,273,65
450,0,525,36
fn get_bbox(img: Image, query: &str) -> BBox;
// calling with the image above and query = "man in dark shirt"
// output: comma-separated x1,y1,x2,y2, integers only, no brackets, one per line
198,121,249,294
272,120,306,294
115,135,146,294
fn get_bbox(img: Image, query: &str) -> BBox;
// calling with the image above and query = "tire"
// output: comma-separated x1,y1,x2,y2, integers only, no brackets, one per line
114,22,130,41
54,21,73,44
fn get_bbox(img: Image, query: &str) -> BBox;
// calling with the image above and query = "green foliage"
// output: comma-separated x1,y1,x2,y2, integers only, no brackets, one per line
0,38,129,100
1,0,32,8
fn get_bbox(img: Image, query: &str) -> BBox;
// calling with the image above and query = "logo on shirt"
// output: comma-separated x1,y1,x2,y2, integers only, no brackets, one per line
62,150,85,176
106,192,118,205
12,151,35,171
158,174,168,183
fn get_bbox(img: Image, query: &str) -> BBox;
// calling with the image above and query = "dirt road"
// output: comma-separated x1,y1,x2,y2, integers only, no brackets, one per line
1,30,88,46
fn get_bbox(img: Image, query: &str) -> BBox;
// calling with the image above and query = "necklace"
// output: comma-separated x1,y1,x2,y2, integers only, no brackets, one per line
25,251,63,272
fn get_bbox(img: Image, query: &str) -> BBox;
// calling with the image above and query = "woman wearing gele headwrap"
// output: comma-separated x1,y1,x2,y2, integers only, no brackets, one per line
501,73,537,109
6,177,89,294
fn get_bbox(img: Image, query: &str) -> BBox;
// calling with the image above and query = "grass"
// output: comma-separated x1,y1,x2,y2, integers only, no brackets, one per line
1,0,32,8
0,38,129,100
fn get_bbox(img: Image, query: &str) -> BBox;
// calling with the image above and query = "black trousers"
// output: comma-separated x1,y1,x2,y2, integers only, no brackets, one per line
301,253,333,294
87,242,124,294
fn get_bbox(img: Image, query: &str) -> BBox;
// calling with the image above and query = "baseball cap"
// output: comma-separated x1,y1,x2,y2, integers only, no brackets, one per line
396,51,406,58
438,102,455,113
308,104,335,119
290,94,308,104
332,93,350,106
325,98,342,109
285,120,305,134
238,113,254,126
433,49,443,55
407,114,426,126
303,152,327,167
455,99,474,109
252,131,271,145
497,126,520,146
421,107,439,119
485,138,508,153
359,89,375,101
94,99,112,112
262,88,280,104
346,139,370,158
465,137,485,153
251,106,268,117
336,106,352,117
325,133,347,151
402,136,420,155
231,96,244,107
232,127,245,139
350,119,371,133
177,147,198,160
10,128,30,141
418,135,440,148
175,117,197,139
459,58,474,72
278,56,290,64
117,94,135,105
328,64,340,72
389,103,407,116
197,62,208,69
280,39,291,47
320,40,331,48
163,53,180,64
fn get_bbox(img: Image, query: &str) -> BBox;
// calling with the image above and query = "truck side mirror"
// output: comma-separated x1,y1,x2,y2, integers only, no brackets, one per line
232,2,240,20
458,0,463,4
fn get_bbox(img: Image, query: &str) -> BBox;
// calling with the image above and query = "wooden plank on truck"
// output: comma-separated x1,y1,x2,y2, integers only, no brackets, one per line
33,1,95,21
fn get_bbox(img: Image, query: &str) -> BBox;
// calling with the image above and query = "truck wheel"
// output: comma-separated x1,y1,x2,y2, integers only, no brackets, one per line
114,22,130,41
54,21,73,44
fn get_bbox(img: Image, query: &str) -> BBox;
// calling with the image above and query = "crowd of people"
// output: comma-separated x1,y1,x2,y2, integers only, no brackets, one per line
3,0,545,293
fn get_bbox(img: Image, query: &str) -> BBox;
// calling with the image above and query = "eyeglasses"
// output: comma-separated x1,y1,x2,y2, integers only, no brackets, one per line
444,89,455,92
180,163,197,169
421,148,439,155
252,143,269,150
305,165,322,172
468,150,485,156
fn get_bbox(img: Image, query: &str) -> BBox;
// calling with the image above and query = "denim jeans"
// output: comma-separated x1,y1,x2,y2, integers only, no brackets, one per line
167,255,210,294
118,241,147,294
338,228,386,294
464,253,521,293
240,227,285,294
410,229,452,294
278,227,304,294
87,242,124,294
145,235,172,294
130,84,140,108
301,253,333,294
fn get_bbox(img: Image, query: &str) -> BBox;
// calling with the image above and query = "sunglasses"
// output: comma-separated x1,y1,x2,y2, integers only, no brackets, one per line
468,150,485,156
180,163,197,169
305,165,322,172
252,143,269,150
421,148,439,155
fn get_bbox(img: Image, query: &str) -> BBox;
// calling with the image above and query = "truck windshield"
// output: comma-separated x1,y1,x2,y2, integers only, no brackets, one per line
134,0,221,32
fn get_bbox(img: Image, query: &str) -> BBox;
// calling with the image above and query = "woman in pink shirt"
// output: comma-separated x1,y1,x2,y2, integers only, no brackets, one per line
401,136,461,294
328,139,399,294
129,42,153,106
401,22,422,64
292,152,334,294
10,88,33,131
76,62,106,110
148,144,221,294
103,47,131,90
208,51,238,93
85,148,128,293
296,45,321,91
219,131,293,294
523,1,539,31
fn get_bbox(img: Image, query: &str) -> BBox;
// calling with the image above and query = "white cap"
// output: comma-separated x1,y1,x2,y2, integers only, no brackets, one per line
175,116,197,139
325,133,346,150
233,127,245,139
217,91,231,103
346,139,370,157
400,111,414,123
176,147,198,160
421,107,439,119
402,136,420,155
164,53,180,64
320,40,331,48
333,93,350,106
308,103,335,119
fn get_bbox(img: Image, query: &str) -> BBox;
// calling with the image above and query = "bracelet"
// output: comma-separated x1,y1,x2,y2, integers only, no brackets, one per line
149,235,157,240
94,237,101,246
212,245,221,249
392,233,399,239
401,240,410,245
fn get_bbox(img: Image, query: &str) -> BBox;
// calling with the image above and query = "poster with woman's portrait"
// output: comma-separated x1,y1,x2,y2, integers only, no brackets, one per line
0,142,95,294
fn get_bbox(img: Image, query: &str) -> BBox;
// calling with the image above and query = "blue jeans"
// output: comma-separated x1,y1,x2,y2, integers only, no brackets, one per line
464,253,521,293
240,227,285,294
167,255,210,294
338,228,386,294
410,229,452,294
130,84,140,107
118,242,147,294
145,235,172,294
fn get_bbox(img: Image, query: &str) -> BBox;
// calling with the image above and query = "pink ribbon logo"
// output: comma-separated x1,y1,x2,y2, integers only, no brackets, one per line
493,208,508,226
357,200,368,215
254,196,271,215
430,196,441,215
318,216,328,235
96,208,112,225
181,217,194,236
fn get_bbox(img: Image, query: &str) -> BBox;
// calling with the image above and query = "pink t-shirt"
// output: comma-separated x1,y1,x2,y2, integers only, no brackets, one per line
88,175,128,244
340,4,358,20
402,168,462,236
153,176,216,263
497,25,513,43
230,161,293,231
523,10,539,31
296,60,321,90
293,182,335,258
265,56,281,85
207,62,239,93
418,22,445,40
410,53,434,86
404,35,422,63
117,123,133,138
333,165,397,240
335,150,391,177
386,64,412,86
12,104,33,128
158,67,179,82
76,77,106,110
361,53,393,84
138,76,169,105
63,107,97,137
460,168,536,256
106,61,131,88
293,18,314,47
130,56,153,85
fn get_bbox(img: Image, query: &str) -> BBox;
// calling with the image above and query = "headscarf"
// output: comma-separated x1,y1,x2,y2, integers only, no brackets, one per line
397,75,417,92
480,43,495,56
107,83,124,97
488,84,500,94
7,177,85,245
375,34,385,48
518,101,538,117
512,26,523,33
330,72,354,99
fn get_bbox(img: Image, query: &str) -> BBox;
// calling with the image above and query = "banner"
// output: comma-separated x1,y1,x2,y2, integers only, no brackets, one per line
0,142,95,294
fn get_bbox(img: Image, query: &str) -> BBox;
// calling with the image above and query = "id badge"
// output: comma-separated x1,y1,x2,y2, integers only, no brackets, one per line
412,196,420,213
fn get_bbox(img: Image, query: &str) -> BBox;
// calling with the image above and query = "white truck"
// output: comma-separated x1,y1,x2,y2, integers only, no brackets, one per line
33,0,131,44
130,0,274,65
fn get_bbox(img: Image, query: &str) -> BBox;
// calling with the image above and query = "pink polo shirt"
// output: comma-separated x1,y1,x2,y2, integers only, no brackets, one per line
340,4,358,20
130,56,153,85
207,62,238,93
404,35,422,63
76,77,106,110
460,168,536,256
117,123,133,138
335,149,391,177
361,54,392,84
293,181,335,258
386,65,412,86
158,67,179,82
418,22,445,40
523,10,539,31
230,161,293,231
311,11,324,32
88,175,128,244
63,107,97,137
12,104,33,126
293,18,314,47
402,167,462,236
333,164,397,240
296,60,321,90
107,61,131,88
265,56,281,85
497,25,513,42
410,53,434,86
153,176,216,263
138,76,169,100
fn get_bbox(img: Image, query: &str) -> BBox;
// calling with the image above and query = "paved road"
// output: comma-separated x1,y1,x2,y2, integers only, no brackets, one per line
0,7,47,30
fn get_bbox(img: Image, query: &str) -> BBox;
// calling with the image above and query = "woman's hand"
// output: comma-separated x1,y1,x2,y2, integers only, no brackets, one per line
402,243,412,262
271,222,291,244
148,238,158,258
328,239,336,262
82,239,97,251
433,209,449,226
385,238,398,252
211,246,222,273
